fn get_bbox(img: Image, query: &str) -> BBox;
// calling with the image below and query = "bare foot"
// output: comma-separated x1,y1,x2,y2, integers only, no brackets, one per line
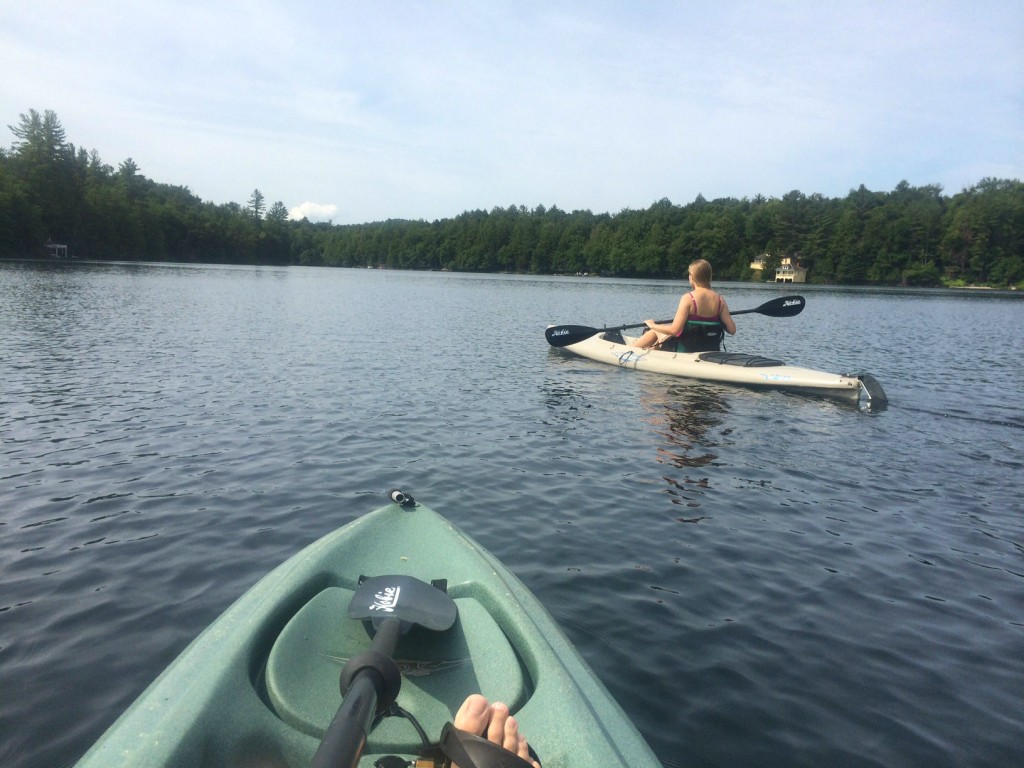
452,694,540,768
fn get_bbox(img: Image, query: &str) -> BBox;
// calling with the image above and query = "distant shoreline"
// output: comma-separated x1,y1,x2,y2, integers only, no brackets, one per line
4,257,1023,297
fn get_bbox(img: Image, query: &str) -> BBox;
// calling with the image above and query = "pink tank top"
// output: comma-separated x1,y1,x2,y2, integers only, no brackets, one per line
687,292,722,322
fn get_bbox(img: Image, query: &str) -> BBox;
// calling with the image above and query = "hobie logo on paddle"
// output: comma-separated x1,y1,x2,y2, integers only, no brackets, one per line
784,299,802,307
369,585,401,612
550,328,569,336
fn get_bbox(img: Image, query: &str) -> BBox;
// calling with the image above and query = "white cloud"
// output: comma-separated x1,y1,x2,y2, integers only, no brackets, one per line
289,202,339,223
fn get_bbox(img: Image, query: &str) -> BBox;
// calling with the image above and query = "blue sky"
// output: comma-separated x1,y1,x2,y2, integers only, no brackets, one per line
2,1,1021,224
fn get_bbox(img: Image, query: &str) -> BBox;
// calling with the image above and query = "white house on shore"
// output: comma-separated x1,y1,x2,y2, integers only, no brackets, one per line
750,254,807,283
774,257,807,283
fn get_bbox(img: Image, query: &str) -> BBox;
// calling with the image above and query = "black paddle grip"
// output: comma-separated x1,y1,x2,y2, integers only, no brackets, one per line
339,650,402,710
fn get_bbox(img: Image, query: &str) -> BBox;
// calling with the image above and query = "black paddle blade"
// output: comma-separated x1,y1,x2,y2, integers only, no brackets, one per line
769,295,805,316
753,295,805,317
545,324,601,347
349,575,457,632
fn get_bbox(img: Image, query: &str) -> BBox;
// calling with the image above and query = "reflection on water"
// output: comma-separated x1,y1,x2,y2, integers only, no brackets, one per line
637,381,730,522
649,383,729,469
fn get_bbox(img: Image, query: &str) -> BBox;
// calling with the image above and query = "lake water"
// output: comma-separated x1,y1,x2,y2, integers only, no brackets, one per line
1,261,1022,768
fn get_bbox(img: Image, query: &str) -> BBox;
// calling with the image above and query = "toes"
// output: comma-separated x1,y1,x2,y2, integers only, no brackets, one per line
484,701,510,746
453,694,491,736
452,697,540,768
501,712,522,754
490,703,528,756
514,732,531,762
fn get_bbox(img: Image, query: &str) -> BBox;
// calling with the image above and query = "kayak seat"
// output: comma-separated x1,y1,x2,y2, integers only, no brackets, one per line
677,319,725,352
698,351,785,367
265,586,525,753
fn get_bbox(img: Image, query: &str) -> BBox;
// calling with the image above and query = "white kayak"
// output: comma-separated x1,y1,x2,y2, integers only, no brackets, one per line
556,330,887,407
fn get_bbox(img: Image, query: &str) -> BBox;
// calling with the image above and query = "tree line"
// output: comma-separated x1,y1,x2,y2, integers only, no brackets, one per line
2,109,1022,286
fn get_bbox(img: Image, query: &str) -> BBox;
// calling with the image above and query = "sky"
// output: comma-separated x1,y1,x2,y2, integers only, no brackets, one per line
2,1,1022,224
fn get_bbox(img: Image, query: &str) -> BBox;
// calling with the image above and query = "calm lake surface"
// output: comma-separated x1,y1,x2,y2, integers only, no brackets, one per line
2,261,1022,768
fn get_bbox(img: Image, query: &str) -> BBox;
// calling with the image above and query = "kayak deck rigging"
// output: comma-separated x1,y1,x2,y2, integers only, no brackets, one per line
698,351,785,367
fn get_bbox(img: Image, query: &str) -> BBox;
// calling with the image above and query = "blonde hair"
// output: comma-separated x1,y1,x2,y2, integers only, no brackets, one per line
688,259,712,288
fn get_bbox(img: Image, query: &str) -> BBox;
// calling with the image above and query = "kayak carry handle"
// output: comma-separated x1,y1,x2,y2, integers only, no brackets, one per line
388,489,416,507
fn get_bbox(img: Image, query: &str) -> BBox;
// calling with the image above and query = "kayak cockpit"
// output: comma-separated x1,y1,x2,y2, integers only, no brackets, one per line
265,585,527,749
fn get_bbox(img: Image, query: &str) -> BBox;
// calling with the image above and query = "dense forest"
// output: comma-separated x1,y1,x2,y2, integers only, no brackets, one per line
2,109,1022,286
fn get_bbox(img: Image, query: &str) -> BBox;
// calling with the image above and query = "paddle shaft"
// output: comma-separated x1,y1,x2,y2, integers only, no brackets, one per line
632,305,770,326
572,304,773,334
617,304,781,332
598,303,770,329
310,617,402,768
545,294,805,348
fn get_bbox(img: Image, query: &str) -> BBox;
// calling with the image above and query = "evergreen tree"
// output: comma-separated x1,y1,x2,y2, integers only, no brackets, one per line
248,188,266,221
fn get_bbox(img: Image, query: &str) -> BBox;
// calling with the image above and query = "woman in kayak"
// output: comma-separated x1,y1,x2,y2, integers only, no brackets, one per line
449,694,542,767
631,258,736,351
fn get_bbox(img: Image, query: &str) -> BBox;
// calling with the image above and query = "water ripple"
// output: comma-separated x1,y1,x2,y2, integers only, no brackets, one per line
2,264,1022,768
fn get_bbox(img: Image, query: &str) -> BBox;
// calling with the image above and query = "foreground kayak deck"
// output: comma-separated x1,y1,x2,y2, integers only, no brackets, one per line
560,331,887,407
76,497,662,768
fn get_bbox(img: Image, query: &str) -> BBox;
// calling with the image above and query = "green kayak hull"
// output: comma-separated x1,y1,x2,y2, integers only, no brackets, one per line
75,497,663,767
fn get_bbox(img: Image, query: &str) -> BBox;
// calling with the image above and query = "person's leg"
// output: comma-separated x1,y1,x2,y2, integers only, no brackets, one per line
631,329,659,348
452,694,540,768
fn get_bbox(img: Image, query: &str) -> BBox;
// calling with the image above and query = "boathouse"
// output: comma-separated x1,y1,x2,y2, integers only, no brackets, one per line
45,240,69,258
774,257,807,283
750,254,807,283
